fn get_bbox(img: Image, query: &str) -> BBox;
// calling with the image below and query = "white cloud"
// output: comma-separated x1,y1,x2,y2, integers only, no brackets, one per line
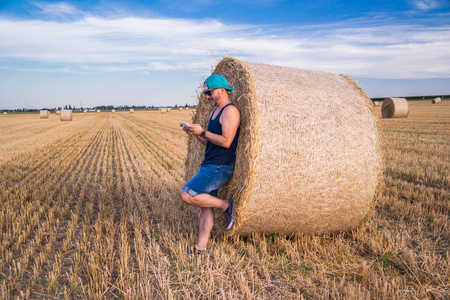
32,1,82,18
411,0,445,10
0,10,449,79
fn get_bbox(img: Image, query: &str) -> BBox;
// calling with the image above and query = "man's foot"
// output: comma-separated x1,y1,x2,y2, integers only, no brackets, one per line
224,199,234,229
187,246,207,256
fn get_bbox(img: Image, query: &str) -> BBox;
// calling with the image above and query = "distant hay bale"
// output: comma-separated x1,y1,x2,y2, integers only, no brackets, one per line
160,108,167,114
112,109,116,113
97,109,101,113
84,109,88,113
381,98,409,118
3,112,7,115
432,97,441,104
373,101,380,106
40,110,50,118
179,107,183,111
60,109,73,121
130,109,134,113
185,57,382,236
56,110,61,115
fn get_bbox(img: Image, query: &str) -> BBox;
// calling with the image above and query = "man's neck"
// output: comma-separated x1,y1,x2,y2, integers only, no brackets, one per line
216,101,230,110
215,95,231,109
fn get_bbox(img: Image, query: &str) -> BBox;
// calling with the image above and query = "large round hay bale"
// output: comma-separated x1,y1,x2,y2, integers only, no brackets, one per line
432,97,441,104
381,97,409,118
185,57,382,236
56,110,61,115
60,109,73,121
40,110,50,118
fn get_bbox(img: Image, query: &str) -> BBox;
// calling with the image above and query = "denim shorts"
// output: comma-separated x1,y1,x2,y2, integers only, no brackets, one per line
182,164,234,197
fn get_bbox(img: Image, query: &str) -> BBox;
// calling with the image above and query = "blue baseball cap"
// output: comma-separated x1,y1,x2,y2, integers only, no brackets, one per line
203,74,235,91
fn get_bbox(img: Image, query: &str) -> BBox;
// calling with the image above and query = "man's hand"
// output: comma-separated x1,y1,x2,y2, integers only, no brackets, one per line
183,124,204,136
183,124,207,146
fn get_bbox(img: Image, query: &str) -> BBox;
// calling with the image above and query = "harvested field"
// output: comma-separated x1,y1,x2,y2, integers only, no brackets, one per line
0,102,449,299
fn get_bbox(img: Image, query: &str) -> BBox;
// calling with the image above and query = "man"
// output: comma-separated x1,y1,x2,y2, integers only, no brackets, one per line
180,74,241,255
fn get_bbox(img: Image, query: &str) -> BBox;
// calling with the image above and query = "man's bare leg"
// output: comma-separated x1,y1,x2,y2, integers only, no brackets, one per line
197,207,214,250
180,190,229,211
180,190,231,251
180,191,228,210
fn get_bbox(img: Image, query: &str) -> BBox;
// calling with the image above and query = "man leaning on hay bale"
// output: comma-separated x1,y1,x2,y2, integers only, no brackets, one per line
180,74,241,255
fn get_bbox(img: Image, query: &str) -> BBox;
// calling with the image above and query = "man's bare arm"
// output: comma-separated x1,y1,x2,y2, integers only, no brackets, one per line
195,135,207,146
186,105,240,148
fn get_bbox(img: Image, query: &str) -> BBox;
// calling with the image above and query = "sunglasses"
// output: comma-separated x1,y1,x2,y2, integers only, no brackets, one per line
204,89,216,96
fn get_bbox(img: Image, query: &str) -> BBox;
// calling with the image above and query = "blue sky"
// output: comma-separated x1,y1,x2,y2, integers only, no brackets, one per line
0,0,449,109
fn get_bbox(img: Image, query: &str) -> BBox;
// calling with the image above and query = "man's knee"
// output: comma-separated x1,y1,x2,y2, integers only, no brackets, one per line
180,189,192,204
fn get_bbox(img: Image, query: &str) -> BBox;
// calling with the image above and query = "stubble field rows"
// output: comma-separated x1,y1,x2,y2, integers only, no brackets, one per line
0,101,448,299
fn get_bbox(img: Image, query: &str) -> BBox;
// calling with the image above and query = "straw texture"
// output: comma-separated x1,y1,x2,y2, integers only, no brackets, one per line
60,109,73,121
432,97,441,104
185,57,382,236
40,110,50,118
382,98,409,118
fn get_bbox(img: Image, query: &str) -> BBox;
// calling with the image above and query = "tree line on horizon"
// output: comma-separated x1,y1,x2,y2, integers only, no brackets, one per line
1,103,196,113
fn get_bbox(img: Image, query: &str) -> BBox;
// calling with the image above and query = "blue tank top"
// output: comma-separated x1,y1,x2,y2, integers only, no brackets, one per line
202,103,241,165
